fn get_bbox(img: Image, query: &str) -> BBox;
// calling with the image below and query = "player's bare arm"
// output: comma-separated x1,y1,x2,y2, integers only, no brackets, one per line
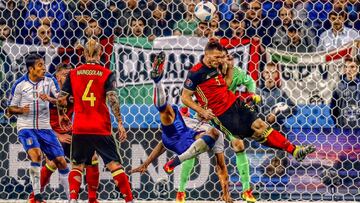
106,90,127,142
181,88,215,120
56,90,72,131
39,94,57,104
7,104,30,116
130,141,166,174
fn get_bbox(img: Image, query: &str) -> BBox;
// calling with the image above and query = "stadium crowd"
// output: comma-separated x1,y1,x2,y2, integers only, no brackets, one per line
1,0,360,47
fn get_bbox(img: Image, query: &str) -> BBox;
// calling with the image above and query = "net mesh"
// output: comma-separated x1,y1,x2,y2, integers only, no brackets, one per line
0,0,359,202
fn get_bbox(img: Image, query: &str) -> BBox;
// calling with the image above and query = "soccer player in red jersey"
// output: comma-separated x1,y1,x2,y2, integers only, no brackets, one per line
57,39,134,203
167,41,315,171
29,63,101,203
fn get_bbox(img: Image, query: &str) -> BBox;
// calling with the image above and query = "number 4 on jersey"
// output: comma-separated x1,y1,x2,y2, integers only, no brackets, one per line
82,80,96,107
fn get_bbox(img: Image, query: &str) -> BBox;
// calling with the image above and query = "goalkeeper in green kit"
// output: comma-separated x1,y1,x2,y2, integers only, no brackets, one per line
177,48,259,203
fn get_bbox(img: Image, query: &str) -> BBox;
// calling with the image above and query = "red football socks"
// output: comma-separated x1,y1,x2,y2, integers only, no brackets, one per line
86,164,100,201
263,129,295,154
40,164,55,191
112,168,133,202
68,169,83,200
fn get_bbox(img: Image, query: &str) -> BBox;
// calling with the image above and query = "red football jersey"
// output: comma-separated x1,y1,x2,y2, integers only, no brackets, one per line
66,64,113,136
184,62,237,116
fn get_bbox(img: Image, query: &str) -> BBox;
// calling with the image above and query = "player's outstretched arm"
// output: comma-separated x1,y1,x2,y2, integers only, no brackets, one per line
106,90,127,142
181,88,215,120
130,141,166,174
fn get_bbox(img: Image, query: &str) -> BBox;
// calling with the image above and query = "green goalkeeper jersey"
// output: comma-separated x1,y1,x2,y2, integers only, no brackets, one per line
228,66,256,93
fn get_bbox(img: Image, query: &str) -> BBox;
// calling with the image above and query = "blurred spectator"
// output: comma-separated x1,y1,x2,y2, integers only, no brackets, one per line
125,17,151,38
116,0,151,29
34,24,56,47
273,24,315,52
194,22,213,38
278,25,316,52
272,7,316,50
67,0,112,44
148,3,173,37
272,6,293,46
225,18,246,38
25,0,67,44
173,0,199,36
0,19,14,43
318,10,360,51
68,0,108,21
283,0,310,23
210,12,224,37
330,57,360,129
243,0,274,46
148,0,185,22
0,0,27,43
79,19,115,68
257,62,297,131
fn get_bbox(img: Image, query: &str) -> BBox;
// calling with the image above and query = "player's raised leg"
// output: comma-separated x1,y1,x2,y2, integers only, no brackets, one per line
250,119,316,162
151,51,176,125
163,128,219,174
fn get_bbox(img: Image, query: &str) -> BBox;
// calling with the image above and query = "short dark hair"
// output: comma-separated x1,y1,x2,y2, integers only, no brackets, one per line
329,10,347,18
25,53,43,71
205,40,223,52
130,17,146,26
344,56,360,65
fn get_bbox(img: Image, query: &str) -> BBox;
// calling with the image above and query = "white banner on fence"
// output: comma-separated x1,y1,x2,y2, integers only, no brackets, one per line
112,36,251,104
266,41,356,104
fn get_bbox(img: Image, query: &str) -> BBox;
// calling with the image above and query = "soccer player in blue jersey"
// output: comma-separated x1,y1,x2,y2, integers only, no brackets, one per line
7,53,69,203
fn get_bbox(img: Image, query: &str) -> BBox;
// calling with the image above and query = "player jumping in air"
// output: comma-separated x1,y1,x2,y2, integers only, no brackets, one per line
130,52,233,203
7,53,70,203
176,48,259,203
165,40,316,178
57,39,134,203
33,63,100,203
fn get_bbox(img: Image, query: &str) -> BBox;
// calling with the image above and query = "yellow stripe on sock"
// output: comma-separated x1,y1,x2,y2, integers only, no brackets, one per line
111,169,124,177
212,117,236,141
258,127,273,143
45,163,56,172
91,160,99,165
